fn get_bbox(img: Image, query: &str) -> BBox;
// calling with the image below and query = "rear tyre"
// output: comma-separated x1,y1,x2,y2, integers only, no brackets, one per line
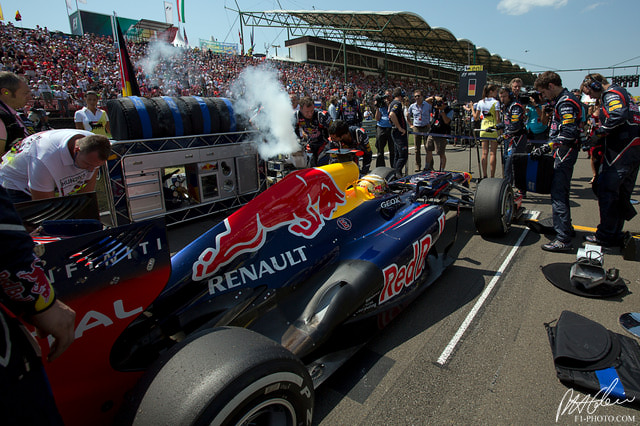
473,178,514,237
123,327,314,426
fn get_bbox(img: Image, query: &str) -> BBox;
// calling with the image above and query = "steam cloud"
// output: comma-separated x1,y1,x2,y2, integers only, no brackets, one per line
230,65,300,160
137,41,185,88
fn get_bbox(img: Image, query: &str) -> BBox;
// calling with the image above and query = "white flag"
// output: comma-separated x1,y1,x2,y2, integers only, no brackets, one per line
164,1,173,24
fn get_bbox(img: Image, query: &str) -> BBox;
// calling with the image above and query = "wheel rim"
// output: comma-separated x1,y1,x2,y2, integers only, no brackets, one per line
501,188,514,231
233,397,297,426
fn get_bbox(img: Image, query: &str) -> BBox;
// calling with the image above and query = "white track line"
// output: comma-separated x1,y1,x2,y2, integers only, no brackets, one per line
436,210,540,366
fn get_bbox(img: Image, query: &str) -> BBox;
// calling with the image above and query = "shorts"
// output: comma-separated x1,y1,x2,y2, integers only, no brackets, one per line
426,135,447,155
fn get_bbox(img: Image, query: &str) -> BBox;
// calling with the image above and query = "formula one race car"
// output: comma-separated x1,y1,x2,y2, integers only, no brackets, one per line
32,162,519,425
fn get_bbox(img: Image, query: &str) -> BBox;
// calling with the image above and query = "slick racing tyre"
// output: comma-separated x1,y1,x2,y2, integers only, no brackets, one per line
473,178,514,237
121,327,314,426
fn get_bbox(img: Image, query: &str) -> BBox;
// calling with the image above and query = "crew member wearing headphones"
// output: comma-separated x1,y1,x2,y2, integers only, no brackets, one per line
581,73,640,248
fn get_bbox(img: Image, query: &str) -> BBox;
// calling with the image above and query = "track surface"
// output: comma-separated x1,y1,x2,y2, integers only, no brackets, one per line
169,143,640,425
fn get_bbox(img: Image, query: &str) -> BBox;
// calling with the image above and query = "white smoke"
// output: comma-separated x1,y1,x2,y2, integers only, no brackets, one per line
137,41,185,88
230,64,299,160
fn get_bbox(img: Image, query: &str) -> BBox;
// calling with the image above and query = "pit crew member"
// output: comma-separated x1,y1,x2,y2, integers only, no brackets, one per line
294,96,331,167
534,71,581,252
0,185,76,424
581,73,640,248
497,87,528,191
328,119,372,174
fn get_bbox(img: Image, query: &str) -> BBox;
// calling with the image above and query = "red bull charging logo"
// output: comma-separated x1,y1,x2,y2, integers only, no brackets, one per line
192,167,347,281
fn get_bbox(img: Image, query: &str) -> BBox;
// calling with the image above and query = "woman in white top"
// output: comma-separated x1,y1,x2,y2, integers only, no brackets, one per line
470,84,500,178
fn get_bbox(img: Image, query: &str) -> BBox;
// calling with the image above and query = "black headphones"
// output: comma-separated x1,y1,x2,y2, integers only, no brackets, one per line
584,74,603,92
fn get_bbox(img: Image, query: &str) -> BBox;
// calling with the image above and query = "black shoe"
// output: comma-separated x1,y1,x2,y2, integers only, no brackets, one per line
584,234,619,248
542,239,572,252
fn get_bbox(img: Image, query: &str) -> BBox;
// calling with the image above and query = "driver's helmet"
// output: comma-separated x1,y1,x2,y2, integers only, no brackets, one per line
357,174,388,197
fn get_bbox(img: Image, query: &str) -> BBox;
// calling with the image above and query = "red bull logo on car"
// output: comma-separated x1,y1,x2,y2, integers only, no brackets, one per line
192,166,348,281
379,211,445,304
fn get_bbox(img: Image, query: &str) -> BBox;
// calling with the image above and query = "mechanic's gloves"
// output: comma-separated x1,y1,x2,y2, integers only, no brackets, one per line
494,123,505,130
531,143,552,160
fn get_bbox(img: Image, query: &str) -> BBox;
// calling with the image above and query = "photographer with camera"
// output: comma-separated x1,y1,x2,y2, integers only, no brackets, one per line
526,91,549,140
408,90,433,171
425,96,452,171
74,91,111,137
580,73,640,248
534,71,582,252
374,90,394,168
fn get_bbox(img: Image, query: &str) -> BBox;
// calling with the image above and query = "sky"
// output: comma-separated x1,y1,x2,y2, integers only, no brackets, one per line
2,0,640,96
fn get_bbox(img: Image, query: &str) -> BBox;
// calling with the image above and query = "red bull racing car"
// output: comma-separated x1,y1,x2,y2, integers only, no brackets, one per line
32,162,518,425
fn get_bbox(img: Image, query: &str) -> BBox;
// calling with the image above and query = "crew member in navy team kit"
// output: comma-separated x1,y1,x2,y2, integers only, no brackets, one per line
388,87,408,176
0,185,76,425
328,119,372,175
337,86,362,127
294,96,332,167
497,86,527,192
534,71,582,252
581,73,640,248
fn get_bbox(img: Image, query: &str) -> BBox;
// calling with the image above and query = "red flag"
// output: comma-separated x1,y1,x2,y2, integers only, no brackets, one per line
116,19,140,97
239,30,243,55
15,10,21,21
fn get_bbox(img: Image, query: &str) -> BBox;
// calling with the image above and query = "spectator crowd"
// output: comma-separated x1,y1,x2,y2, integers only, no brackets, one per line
0,21,457,118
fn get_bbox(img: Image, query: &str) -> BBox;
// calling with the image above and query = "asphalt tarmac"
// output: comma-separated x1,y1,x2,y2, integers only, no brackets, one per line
167,141,640,426
311,143,640,425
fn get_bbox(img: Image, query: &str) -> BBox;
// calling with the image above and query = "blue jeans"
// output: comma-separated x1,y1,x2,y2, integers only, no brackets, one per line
595,145,640,244
391,129,408,176
550,145,578,242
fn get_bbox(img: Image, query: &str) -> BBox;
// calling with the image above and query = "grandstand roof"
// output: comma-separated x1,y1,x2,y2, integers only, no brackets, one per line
240,10,534,84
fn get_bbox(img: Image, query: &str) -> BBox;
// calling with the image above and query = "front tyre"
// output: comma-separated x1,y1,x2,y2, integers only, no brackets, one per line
473,178,514,237
123,327,314,426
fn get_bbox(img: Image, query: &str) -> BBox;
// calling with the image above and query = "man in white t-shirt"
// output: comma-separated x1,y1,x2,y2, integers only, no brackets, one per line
0,129,111,203
75,91,111,137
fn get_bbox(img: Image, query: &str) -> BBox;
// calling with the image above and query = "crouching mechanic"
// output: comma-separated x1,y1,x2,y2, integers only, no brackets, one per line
497,87,528,191
294,96,332,167
328,119,372,174
0,185,76,424
0,129,111,203
581,73,640,248
534,71,582,252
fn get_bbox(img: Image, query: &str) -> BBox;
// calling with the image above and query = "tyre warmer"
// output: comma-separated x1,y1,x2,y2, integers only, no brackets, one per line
546,310,640,403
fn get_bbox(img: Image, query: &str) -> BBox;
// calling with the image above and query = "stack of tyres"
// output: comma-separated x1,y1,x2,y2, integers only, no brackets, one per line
107,96,237,141
512,152,554,194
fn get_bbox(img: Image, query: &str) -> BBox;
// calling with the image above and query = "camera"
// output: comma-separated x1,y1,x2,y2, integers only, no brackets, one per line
544,104,554,113
435,99,444,108
374,93,387,108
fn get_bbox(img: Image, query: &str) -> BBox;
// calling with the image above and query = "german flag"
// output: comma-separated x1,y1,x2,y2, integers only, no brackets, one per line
115,19,140,97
